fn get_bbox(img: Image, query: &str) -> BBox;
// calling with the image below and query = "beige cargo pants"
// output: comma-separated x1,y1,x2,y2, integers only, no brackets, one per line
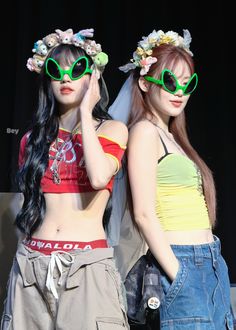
1,243,130,330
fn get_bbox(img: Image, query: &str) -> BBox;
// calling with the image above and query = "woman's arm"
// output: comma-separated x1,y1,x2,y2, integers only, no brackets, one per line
128,120,179,280
80,72,128,189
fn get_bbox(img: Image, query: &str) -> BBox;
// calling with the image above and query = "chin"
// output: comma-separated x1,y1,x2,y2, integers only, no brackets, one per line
169,108,184,117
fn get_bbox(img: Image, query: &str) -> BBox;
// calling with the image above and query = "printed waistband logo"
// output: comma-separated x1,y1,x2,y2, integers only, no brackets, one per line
25,239,92,251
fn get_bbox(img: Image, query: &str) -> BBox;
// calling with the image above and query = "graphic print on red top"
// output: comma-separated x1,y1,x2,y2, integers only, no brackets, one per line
18,128,126,194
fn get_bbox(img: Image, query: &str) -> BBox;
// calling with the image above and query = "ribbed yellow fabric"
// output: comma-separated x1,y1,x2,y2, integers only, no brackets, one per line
156,154,210,231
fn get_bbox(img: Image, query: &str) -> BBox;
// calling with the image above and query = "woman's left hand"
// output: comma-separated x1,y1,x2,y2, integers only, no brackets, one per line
80,71,101,116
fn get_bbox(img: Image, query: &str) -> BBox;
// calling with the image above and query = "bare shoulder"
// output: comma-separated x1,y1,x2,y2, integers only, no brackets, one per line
128,120,159,163
98,119,128,146
129,119,158,141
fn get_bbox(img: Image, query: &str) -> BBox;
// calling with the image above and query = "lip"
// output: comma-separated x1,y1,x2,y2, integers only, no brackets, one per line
170,100,183,107
60,87,74,94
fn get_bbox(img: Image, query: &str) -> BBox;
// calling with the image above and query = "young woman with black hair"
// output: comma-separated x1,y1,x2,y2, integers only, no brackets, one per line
1,28,129,330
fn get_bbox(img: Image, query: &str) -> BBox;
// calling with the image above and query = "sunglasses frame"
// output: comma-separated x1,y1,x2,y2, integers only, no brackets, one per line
144,69,198,95
45,56,93,81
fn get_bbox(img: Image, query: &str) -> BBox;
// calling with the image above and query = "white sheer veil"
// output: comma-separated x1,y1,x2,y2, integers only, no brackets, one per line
107,75,147,280
108,75,133,125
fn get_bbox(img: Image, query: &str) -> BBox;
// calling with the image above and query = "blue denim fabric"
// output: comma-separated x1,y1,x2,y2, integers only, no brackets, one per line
159,236,234,329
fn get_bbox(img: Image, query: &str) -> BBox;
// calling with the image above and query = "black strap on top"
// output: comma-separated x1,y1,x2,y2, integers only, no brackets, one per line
144,119,170,162
95,119,106,131
159,134,169,155
145,118,168,154
158,134,170,163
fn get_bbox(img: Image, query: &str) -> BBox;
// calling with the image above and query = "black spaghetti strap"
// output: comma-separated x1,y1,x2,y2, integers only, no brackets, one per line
95,119,106,131
145,118,169,155
159,134,169,154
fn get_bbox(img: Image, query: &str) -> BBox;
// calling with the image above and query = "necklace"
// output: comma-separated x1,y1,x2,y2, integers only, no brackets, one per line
49,126,80,185
49,119,104,184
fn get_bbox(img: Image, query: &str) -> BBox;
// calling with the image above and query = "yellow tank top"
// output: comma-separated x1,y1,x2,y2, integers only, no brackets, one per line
156,151,210,231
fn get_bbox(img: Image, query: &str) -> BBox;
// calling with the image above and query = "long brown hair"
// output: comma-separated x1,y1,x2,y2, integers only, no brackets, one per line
127,44,216,226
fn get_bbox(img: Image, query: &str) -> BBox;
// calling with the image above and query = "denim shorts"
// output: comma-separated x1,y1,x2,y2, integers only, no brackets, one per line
159,236,234,329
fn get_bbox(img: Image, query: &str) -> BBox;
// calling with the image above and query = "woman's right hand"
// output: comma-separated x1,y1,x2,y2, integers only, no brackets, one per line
80,71,101,116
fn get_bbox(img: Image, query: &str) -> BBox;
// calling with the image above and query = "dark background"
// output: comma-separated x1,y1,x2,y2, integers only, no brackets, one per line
0,0,235,286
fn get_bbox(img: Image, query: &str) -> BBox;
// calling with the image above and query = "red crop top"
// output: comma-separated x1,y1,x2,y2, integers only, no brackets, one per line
18,128,126,193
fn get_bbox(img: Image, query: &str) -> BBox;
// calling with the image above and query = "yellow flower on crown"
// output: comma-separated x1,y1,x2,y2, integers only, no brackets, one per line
148,36,158,47
145,49,153,56
158,35,175,45
136,47,153,57
136,47,146,56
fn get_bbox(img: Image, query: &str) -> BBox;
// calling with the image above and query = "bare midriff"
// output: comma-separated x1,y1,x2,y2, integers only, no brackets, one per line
32,190,110,241
165,229,214,245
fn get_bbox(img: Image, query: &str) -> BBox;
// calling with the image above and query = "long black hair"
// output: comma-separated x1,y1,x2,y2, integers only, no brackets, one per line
15,44,112,237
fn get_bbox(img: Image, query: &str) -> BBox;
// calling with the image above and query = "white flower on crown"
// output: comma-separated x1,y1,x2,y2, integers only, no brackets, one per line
139,38,152,51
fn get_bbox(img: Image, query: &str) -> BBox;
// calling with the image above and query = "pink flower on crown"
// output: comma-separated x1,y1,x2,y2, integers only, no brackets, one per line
139,56,157,76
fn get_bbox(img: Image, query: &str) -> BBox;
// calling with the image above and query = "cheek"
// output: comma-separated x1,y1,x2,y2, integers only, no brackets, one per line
148,88,160,104
183,95,190,106
51,82,60,95
74,75,90,91
159,90,170,104
73,81,88,100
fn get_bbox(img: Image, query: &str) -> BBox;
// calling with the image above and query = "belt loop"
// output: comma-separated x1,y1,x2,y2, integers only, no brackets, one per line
209,243,218,267
213,235,221,255
193,245,203,266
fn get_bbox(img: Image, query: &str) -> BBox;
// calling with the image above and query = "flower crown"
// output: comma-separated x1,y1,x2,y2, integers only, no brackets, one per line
119,29,193,76
26,28,108,74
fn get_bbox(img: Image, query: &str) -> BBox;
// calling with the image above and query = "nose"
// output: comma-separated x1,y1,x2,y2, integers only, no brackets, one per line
61,73,71,83
175,88,184,97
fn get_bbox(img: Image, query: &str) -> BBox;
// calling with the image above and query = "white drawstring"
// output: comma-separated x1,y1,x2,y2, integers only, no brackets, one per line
46,251,75,299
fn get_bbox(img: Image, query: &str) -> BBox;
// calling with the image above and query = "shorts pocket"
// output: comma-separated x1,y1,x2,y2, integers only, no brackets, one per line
104,263,125,307
1,314,12,330
96,317,126,329
161,258,188,308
